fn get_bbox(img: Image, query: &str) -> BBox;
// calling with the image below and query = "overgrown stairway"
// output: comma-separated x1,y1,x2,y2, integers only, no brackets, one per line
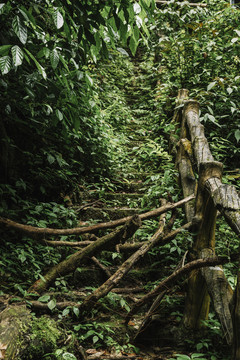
76,60,168,226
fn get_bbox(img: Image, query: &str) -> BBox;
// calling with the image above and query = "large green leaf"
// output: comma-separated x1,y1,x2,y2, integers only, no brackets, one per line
0,45,12,56
11,45,24,66
0,56,11,75
129,36,137,56
53,9,64,29
12,15,28,44
0,3,5,15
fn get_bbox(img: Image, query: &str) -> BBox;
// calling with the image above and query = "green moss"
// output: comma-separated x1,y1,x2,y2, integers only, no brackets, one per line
21,316,62,360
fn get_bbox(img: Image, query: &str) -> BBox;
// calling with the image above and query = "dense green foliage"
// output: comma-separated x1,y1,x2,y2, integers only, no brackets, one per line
0,0,155,202
1,0,240,359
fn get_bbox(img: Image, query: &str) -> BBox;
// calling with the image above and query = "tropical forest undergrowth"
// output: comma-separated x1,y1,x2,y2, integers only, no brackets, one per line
1,1,240,360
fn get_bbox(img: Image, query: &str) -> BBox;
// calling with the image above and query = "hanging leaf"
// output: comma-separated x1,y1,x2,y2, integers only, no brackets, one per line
19,6,37,28
85,73,93,86
47,154,55,164
56,109,63,121
207,81,216,91
50,49,59,69
0,3,5,15
0,45,12,56
234,29,240,37
24,48,47,79
53,9,64,29
12,16,28,44
117,47,129,56
11,45,24,66
0,56,11,75
129,37,137,56
235,129,240,143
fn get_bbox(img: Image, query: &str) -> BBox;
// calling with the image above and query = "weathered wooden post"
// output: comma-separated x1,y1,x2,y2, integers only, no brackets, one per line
180,100,222,329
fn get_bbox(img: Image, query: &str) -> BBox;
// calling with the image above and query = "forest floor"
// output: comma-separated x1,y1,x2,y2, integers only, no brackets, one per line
1,50,227,360
69,54,188,359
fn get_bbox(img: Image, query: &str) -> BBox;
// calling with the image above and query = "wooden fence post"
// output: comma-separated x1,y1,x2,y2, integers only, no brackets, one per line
182,161,222,329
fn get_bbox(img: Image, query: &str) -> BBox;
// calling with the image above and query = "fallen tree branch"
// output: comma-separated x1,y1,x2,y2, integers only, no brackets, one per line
44,240,95,247
155,0,207,7
125,255,231,324
28,215,141,294
119,221,192,251
76,206,170,315
91,256,112,278
0,194,194,238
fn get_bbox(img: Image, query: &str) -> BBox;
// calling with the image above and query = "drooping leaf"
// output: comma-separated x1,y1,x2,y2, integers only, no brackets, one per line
19,6,36,28
235,129,240,143
47,299,57,310
56,109,63,121
0,45,12,56
24,48,47,79
50,48,59,69
0,3,5,15
117,47,129,56
73,306,79,317
234,29,240,37
129,37,137,56
85,73,93,86
231,37,239,44
47,154,55,164
12,15,28,44
11,45,24,66
0,56,11,75
207,81,216,91
53,9,64,29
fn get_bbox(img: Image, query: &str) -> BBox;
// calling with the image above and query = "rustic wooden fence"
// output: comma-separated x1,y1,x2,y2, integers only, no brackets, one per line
172,89,240,358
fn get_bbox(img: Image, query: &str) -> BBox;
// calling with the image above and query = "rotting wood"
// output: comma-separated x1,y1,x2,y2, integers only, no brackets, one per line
200,248,233,345
125,256,230,324
0,194,194,239
76,203,167,315
28,215,141,294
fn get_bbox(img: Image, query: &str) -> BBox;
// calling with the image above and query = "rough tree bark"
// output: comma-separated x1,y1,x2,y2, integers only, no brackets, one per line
200,248,233,345
177,98,240,348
